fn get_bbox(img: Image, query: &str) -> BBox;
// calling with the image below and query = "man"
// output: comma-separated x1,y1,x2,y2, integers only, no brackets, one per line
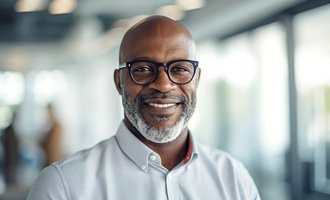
27,15,261,200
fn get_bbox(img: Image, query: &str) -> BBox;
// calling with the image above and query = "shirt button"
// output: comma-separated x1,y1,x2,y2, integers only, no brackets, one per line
149,154,157,161
168,175,172,180
141,164,147,171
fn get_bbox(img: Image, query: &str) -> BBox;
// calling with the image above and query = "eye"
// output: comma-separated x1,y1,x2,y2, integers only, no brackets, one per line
133,65,153,73
171,66,188,72
170,65,193,75
131,62,155,75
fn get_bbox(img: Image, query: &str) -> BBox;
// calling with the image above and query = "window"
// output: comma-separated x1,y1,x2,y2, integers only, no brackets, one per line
295,3,330,194
193,22,290,199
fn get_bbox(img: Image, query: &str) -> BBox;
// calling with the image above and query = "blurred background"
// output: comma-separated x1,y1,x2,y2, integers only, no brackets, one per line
0,0,330,199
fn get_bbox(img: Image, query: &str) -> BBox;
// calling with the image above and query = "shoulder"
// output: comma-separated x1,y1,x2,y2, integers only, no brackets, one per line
196,143,241,167
26,164,68,199
27,136,119,199
53,136,117,170
197,143,252,176
45,136,119,183
196,143,261,199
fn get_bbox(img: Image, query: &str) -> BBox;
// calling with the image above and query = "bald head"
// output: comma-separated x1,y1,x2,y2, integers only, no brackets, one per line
119,16,196,63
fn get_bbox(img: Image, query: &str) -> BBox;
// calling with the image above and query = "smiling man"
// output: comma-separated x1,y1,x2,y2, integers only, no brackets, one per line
27,16,261,200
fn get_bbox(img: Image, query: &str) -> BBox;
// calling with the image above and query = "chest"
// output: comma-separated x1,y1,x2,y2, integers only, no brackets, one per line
65,163,243,200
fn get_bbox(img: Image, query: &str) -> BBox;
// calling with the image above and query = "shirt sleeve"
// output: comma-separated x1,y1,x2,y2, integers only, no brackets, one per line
26,165,70,200
236,162,261,200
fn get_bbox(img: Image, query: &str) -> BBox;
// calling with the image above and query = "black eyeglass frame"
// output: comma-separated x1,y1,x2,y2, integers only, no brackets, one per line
118,59,199,85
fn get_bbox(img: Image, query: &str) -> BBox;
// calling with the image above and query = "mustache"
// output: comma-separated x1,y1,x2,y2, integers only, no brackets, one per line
139,92,186,103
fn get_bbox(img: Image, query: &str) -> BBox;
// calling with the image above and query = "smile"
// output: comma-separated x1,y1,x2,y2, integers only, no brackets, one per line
141,99,182,116
147,103,177,108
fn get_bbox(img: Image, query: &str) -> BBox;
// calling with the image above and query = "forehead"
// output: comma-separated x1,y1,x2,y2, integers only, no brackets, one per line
124,33,195,61
120,19,196,62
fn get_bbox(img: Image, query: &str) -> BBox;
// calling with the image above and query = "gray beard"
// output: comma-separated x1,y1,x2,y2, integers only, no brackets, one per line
122,92,196,143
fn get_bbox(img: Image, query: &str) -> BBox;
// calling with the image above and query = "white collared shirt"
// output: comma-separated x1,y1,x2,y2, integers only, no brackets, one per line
27,122,261,200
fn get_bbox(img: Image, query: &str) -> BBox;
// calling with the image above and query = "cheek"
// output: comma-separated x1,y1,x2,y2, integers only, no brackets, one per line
122,78,144,101
181,85,197,103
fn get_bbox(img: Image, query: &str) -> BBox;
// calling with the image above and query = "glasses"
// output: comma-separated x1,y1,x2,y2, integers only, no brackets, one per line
119,59,199,85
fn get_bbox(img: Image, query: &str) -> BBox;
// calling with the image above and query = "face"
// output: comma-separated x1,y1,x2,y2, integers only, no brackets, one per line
115,19,200,143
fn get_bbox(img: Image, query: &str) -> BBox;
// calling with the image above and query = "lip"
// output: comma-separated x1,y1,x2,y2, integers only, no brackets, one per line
142,98,182,115
143,98,181,104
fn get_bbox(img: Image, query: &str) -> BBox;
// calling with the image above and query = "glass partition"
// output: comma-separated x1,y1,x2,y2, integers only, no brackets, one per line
193,22,290,199
295,3,330,195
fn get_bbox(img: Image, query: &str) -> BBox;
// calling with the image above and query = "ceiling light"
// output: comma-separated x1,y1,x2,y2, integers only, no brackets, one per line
49,0,77,15
156,5,185,21
176,0,205,11
15,0,46,12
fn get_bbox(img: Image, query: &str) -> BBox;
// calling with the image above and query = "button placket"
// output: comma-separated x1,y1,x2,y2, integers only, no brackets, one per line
165,173,180,200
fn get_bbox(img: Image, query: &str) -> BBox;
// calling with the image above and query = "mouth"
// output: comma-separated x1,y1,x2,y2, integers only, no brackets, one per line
146,102,178,108
141,98,182,116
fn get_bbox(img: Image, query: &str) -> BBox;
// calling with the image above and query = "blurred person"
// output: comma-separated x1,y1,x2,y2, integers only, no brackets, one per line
27,16,260,199
40,104,63,166
1,109,19,187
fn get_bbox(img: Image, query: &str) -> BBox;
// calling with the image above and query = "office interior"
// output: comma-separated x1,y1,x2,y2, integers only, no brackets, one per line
1,0,330,199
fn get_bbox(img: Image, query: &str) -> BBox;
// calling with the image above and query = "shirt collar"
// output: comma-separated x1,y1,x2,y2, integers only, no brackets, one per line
115,121,199,172
116,122,153,172
183,133,198,164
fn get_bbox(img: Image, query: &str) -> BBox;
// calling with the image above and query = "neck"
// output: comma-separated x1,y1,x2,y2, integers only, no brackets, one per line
124,118,189,170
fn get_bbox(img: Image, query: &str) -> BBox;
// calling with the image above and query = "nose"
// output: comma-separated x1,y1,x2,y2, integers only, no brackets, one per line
148,67,177,92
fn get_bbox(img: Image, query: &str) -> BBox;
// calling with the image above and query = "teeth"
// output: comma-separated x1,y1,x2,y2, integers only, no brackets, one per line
148,103,176,108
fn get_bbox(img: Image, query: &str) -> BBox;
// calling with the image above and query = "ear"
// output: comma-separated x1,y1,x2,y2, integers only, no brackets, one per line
114,69,123,95
195,68,201,88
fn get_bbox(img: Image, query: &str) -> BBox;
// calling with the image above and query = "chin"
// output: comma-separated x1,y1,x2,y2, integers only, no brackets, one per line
136,115,186,144
144,113,181,128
